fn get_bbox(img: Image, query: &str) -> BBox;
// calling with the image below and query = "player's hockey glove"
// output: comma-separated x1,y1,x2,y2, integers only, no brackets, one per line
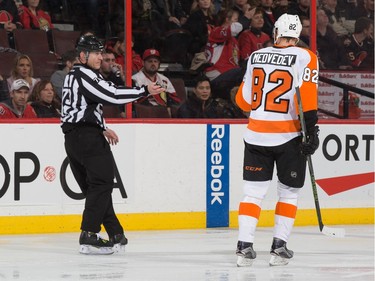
301,126,320,156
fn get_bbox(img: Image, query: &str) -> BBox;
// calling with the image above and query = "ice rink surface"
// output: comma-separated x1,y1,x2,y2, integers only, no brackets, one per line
0,225,373,281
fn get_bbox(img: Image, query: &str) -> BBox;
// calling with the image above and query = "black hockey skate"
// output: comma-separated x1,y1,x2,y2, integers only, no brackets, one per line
79,231,114,255
269,237,294,266
109,233,128,253
236,241,257,267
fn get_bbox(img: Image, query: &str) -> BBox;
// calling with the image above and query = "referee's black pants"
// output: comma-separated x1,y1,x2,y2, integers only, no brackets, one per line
64,125,123,237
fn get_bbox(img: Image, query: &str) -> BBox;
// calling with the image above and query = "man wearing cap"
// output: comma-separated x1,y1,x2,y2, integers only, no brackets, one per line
0,79,37,118
132,48,181,109
61,34,164,256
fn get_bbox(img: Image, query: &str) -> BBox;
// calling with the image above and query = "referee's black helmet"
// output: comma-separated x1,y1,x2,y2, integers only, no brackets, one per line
76,35,104,53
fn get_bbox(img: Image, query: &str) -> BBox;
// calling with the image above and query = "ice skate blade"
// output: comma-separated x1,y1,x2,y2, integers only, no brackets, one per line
269,254,290,266
236,255,255,267
79,245,114,255
113,243,126,253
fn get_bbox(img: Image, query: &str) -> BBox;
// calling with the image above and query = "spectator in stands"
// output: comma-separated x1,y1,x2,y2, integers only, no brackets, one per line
177,75,219,118
288,0,310,19
0,0,23,31
107,32,125,66
341,17,374,70
100,49,125,85
177,75,246,118
322,0,353,36
7,54,40,93
183,0,218,57
28,79,60,117
131,39,144,74
259,0,277,37
132,0,165,51
350,0,374,20
204,9,244,100
99,48,127,118
50,49,78,99
298,16,310,48
107,32,144,75
316,8,352,69
273,0,289,19
0,74,8,101
161,0,188,30
0,78,37,118
18,0,54,31
132,48,181,108
238,8,270,66
232,0,257,34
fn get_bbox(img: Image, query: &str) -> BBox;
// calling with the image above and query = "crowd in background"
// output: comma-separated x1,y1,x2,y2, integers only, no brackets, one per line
0,0,373,119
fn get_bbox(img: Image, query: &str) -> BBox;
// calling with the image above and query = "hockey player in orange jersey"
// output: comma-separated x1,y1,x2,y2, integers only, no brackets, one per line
235,13,320,267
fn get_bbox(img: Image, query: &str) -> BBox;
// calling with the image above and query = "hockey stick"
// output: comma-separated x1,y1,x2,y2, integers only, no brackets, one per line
292,65,345,238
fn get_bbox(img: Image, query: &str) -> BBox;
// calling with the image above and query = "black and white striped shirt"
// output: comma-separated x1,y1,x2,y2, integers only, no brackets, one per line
61,64,148,130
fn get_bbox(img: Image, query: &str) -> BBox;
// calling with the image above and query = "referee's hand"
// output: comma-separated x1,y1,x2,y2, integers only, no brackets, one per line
104,128,119,145
147,82,165,96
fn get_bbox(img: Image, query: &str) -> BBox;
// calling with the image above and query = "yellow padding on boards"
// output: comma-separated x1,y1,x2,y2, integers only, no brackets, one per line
229,207,374,227
0,212,206,235
0,208,373,234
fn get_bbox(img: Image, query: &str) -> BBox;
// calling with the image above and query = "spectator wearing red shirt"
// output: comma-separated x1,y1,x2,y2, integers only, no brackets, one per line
0,0,23,31
0,79,37,118
204,9,244,100
238,8,270,65
18,0,54,30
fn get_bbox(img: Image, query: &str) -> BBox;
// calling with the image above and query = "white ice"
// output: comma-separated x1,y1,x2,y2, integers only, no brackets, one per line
0,225,373,281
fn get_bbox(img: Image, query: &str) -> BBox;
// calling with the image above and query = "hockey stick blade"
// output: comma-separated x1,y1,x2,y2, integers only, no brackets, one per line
321,225,346,238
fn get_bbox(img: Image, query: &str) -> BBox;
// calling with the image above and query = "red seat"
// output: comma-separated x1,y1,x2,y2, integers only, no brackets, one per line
0,29,10,48
134,103,171,118
28,53,59,80
0,52,17,77
170,78,187,102
50,30,81,56
13,29,50,54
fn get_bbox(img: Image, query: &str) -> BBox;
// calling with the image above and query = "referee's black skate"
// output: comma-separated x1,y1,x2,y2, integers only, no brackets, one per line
269,237,294,266
236,241,257,267
110,233,128,253
79,231,114,255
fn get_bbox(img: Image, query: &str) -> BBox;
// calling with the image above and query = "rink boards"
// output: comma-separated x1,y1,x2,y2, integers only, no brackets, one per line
0,120,373,234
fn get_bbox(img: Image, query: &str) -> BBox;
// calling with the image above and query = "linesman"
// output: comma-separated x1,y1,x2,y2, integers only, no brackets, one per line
61,34,164,255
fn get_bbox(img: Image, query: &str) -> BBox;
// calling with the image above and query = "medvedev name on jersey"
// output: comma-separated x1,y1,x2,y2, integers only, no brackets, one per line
251,53,297,66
